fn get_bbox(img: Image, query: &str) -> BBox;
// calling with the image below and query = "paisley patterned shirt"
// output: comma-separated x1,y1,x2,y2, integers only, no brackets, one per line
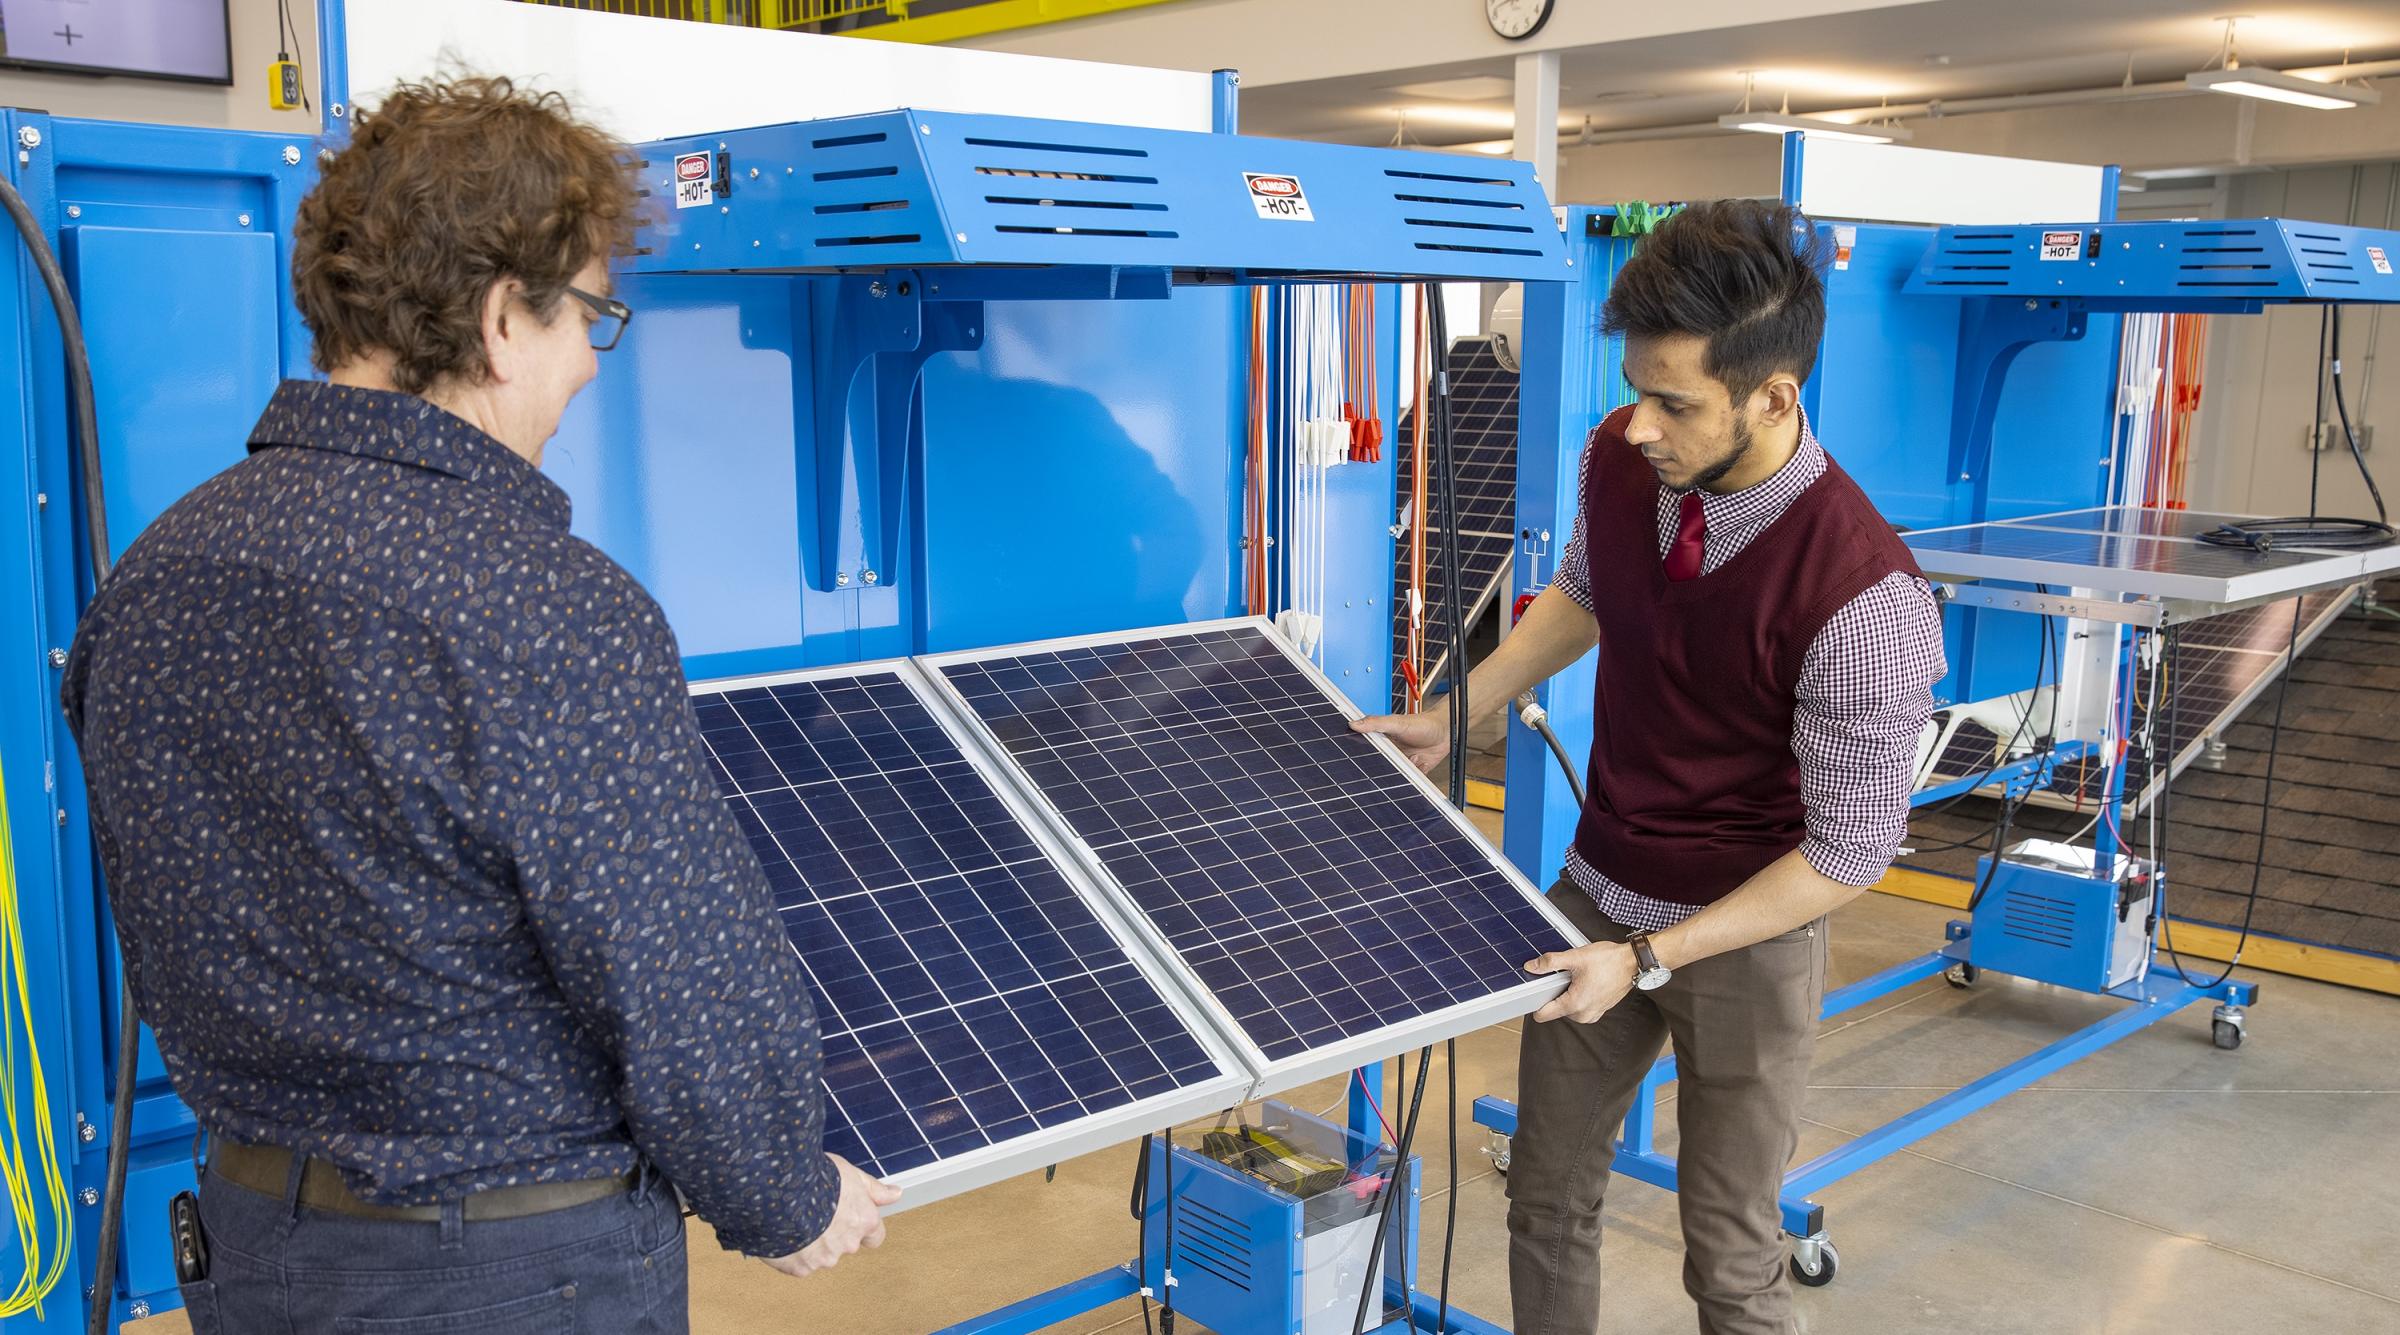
61,380,839,1258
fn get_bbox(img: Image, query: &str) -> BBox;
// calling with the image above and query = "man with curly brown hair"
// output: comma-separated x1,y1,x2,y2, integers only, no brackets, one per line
61,77,892,1334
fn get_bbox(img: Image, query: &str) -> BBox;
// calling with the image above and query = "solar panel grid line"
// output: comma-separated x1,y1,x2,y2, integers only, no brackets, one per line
688,659,1250,1213
1902,506,2400,606
921,616,1584,1099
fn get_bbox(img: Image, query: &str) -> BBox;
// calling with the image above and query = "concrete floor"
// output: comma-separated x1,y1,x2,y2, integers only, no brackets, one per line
131,890,2400,1334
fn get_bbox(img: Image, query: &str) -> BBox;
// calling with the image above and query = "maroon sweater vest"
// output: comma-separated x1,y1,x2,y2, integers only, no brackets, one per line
1571,405,1921,907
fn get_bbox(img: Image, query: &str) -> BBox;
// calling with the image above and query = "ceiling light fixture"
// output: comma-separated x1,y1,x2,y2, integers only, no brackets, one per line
1717,72,1912,143
2186,18,2379,109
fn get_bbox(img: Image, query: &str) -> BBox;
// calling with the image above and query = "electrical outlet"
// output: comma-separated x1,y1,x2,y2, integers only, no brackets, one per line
2305,421,2375,454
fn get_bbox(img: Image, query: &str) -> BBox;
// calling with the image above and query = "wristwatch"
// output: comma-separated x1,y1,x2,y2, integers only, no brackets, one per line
1626,932,1672,991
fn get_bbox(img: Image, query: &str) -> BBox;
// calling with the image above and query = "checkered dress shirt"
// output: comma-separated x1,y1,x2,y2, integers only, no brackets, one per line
1552,416,1945,931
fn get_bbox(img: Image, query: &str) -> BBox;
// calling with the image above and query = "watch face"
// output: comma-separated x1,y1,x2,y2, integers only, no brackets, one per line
1486,0,1555,41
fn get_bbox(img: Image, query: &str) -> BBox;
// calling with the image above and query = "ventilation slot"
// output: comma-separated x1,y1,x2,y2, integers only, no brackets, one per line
976,166,1160,184
1174,1201,1253,1290
1415,241,1544,257
1394,193,1524,212
1386,168,1512,187
2000,890,2076,949
815,165,900,183
996,224,1176,239
2294,230,2342,241
987,196,1169,213
813,131,887,149
1952,231,2014,241
815,201,910,215
2183,228,2259,238
964,135,1149,158
817,234,922,248
1942,247,2011,256
1405,217,1536,235
2181,246,2264,254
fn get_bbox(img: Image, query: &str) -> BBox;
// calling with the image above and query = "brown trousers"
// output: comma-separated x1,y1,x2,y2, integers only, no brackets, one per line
1506,879,1828,1335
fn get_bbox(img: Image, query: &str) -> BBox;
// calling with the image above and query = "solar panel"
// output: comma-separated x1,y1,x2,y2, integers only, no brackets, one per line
1903,506,2400,605
925,619,1580,1088
690,662,1248,1207
1394,336,1520,708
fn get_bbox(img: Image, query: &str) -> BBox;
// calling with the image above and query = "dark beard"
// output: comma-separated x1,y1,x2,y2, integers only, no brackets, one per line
1690,414,1756,493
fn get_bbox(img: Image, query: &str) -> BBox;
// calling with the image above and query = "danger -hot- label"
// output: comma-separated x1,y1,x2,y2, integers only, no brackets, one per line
1245,173,1315,222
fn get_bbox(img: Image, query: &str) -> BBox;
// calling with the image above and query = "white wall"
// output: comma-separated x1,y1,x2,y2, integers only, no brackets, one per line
955,0,1919,88
2182,162,2400,521
0,0,321,134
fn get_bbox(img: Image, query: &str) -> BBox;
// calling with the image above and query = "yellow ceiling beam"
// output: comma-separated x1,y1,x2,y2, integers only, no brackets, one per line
834,0,1191,44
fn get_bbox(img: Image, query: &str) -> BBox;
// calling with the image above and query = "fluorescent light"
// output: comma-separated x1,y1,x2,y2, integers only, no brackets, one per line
1716,112,1911,144
2186,67,2378,110
1396,103,1520,131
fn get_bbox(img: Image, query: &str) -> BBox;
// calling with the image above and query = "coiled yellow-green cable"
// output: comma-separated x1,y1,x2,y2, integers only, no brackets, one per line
0,760,72,1318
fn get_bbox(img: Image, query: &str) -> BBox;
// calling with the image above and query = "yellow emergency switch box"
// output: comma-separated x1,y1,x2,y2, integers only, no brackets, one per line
269,61,304,111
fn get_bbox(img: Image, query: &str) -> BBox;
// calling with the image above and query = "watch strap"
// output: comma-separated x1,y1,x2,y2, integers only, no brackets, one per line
1627,932,1662,975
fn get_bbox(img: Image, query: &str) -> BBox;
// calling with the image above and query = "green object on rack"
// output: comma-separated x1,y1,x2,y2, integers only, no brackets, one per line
1610,201,1679,236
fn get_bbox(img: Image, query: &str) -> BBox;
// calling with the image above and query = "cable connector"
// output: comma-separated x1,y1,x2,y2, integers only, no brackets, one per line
1514,692,1546,729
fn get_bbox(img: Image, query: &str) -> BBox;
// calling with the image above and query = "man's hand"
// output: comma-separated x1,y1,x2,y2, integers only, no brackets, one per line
1525,942,1638,1024
1351,706,1453,774
762,1154,902,1278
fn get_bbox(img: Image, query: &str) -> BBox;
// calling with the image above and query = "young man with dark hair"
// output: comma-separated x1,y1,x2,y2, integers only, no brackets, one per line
1357,199,1944,1335
63,78,893,1333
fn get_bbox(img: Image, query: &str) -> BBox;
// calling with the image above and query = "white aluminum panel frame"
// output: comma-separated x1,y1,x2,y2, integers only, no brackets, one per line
916,615,1585,1104
687,657,1253,1213
1903,506,2400,608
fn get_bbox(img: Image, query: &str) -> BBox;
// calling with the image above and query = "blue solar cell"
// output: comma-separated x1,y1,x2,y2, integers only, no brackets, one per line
938,625,1572,1064
693,667,1224,1181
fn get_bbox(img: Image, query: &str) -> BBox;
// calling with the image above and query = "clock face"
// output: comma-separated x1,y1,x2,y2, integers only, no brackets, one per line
1487,0,1555,40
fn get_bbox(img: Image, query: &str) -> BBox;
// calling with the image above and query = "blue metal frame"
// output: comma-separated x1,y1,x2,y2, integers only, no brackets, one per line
1469,924,2258,1246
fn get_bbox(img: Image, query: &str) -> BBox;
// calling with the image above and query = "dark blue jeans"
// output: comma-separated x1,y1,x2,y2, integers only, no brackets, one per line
181,1163,689,1334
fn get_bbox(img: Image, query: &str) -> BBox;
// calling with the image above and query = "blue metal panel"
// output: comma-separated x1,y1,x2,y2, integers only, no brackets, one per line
1502,210,1632,885
1907,217,2400,308
629,111,1568,282
916,289,1244,653
65,227,280,558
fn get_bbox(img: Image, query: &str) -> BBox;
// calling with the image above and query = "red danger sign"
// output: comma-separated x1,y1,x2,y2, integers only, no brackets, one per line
674,152,715,209
1243,172,1315,222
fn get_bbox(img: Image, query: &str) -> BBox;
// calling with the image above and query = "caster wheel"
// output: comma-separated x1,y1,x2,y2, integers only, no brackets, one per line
1944,963,1979,989
2212,1019,2244,1050
1493,1154,1511,1176
1790,1239,1839,1288
1484,1135,1511,1176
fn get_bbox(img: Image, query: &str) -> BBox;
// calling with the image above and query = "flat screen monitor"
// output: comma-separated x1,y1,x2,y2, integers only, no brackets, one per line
0,0,234,85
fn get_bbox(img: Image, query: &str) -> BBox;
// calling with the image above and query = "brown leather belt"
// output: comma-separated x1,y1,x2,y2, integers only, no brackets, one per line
210,1141,638,1223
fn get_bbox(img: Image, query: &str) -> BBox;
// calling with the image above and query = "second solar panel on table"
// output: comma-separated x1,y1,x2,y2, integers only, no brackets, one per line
693,669,1221,1180
937,624,1572,1063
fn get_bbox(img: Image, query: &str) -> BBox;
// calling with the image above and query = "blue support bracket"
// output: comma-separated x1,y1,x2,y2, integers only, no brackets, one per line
928,1264,1141,1335
803,272,983,591
1469,926,2245,1255
1948,296,2089,497
1907,740,2093,809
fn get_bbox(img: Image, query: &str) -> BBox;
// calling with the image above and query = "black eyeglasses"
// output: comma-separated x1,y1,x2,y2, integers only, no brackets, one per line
564,284,632,352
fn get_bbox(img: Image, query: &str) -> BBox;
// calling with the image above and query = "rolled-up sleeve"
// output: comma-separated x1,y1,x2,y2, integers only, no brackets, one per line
1791,573,1946,886
487,592,840,1258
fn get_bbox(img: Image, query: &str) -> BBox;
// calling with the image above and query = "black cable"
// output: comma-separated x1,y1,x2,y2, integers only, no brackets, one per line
3,168,133,1335
2198,308,2392,554
1434,1038,1459,1335
1426,289,1470,811
274,0,312,112
1349,1046,1433,1335
1959,601,2057,912
1158,1127,1177,1335
1515,693,1586,807
1132,1135,1154,1335
2331,306,2387,525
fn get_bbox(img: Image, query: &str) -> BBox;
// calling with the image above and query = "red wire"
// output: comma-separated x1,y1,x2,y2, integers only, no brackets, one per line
1351,1068,1400,1148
